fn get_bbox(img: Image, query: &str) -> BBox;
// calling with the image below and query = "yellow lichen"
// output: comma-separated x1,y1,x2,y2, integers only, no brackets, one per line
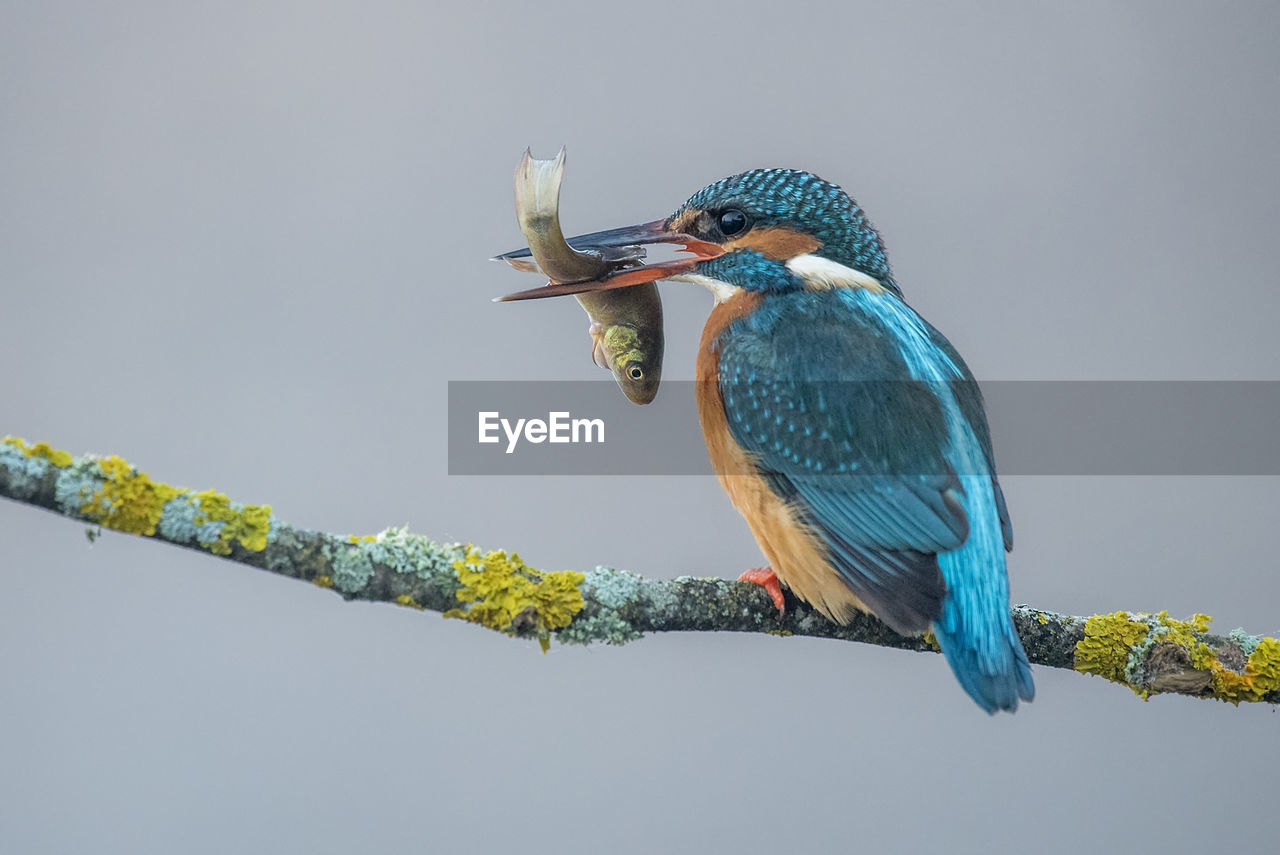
1036,613,1049,625
444,549,585,652
1155,613,1218,674
921,631,942,652
348,534,377,544
81,456,181,536
4,436,74,468
1150,611,1212,645
1208,636,1280,703
395,594,425,610
1146,611,1213,666
1075,610,1278,703
1075,612,1150,688
191,490,271,555
1189,643,1219,672
313,576,335,588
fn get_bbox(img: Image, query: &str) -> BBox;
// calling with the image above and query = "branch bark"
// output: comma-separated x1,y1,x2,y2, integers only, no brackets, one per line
3,436,1277,705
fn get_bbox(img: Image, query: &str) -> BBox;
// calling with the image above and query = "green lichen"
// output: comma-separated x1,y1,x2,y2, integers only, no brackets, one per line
320,528,465,596
1075,612,1151,690
78,455,181,536
359,526,464,580
330,545,375,594
1229,628,1261,656
190,490,271,555
444,549,585,652
557,612,641,646
586,567,700,623
582,565,645,610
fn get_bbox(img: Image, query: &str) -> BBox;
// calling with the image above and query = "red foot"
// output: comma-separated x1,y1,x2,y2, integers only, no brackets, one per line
738,566,785,617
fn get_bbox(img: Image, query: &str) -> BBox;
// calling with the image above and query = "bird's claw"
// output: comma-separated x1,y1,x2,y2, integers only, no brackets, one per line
738,566,785,617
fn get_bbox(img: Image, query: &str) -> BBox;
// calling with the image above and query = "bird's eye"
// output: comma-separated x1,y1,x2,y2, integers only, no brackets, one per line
717,209,749,236
627,365,645,381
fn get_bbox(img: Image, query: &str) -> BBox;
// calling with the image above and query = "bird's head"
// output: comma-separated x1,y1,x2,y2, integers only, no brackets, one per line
498,168,899,303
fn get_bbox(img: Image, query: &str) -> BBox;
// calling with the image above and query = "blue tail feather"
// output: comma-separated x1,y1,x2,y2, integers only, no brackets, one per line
933,475,1035,714
845,289,1034,712
933,598,1034,714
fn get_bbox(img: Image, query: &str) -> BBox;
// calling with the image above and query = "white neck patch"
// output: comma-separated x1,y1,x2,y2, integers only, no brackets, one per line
669,272,742,304
785,253,886,293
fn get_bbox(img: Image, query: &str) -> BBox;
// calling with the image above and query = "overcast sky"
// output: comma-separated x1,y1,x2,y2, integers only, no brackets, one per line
3,3,1278,853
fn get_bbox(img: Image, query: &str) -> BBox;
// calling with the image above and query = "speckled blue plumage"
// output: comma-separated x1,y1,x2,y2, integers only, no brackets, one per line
696,249,799,295
685,170,1033,712
674,168,900,294
715,285,1032,712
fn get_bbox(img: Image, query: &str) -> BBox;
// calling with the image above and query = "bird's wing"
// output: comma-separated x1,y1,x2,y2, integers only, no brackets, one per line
719,302,970,633
924,322,1013,552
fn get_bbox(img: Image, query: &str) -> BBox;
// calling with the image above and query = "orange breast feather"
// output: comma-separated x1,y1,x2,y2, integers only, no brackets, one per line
695,293,869,623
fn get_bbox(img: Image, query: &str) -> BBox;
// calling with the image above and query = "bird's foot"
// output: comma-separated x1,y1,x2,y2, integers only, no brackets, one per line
738,566,785,617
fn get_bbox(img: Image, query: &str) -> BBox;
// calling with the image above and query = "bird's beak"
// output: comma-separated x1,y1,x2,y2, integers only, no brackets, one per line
493,220,723,302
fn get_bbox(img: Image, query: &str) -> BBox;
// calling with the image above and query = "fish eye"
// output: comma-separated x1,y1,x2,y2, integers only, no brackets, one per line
717,209,749,237
627,365,644,381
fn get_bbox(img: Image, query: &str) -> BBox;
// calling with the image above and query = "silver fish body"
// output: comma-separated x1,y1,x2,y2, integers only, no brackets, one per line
505,149,664,405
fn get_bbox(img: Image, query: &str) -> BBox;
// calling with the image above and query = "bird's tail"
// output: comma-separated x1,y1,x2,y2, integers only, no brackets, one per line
933,598,1034,714
932,484,1035,713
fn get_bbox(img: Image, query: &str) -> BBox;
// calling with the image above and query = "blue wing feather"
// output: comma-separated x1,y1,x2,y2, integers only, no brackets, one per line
718,286,1032,712
924,320,1014,552
719,291,967,632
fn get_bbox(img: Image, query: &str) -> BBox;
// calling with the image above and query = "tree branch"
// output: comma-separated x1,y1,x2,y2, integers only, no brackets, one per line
3,436,1277,705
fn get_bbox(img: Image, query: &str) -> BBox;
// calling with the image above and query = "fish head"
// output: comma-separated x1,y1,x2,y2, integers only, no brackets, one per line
597,323,662,405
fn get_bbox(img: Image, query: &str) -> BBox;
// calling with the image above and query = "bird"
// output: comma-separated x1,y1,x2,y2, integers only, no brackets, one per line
499,167,1035,713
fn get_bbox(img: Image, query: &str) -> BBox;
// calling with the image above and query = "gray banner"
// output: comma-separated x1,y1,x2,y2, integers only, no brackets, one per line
447,381,1280,476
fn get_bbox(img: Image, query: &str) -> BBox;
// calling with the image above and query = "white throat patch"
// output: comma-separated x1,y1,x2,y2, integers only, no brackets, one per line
785,253,886,293
669,272,742,304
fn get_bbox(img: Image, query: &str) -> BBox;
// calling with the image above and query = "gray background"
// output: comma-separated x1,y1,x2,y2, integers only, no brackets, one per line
2,2,1277,853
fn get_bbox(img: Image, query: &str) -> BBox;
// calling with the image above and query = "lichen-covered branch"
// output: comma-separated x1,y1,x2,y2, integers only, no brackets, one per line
3,436,1277,705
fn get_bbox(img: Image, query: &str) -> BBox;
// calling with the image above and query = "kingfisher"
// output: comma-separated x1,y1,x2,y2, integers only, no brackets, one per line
499,168,1034,713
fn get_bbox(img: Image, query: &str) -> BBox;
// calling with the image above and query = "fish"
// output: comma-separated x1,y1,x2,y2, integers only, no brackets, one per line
495,148,664,405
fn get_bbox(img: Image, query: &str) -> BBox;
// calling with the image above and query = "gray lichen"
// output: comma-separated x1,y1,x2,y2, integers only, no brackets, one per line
3,437,1277,705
